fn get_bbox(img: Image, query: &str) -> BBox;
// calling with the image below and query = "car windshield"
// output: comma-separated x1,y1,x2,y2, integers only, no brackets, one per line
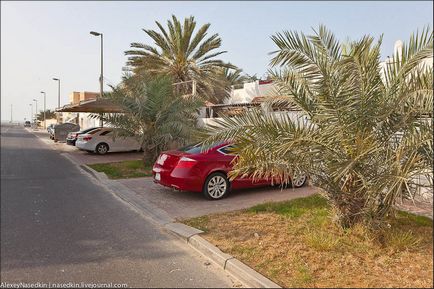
178,141,225,154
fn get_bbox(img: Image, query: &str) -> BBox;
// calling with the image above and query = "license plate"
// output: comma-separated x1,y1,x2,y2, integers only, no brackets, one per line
155,173,161,181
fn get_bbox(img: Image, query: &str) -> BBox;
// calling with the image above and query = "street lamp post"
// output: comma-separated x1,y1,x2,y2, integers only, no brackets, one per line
90,30,104,127
40,91,46,129
29,103,33,125
90,31,104,99
32,99,38,125
52,78,61,125
52,78,61,108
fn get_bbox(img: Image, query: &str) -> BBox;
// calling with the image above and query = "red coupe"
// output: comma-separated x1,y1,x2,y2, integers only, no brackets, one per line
152,142,307,200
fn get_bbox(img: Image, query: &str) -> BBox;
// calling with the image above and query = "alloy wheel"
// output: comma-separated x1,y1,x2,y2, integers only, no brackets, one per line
207,175,227,199
293,175,307,188
97,144,108,155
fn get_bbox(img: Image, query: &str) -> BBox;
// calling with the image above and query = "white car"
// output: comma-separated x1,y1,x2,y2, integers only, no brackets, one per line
75,127,141,155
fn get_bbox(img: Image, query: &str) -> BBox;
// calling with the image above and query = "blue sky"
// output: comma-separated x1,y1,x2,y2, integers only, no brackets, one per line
1,1,432,121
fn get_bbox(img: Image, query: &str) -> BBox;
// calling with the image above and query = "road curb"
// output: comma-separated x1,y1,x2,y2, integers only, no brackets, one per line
80,163,281,288
28,129,281,288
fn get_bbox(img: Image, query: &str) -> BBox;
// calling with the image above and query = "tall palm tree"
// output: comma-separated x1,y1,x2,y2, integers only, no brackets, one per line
102,73,202,164
125,15,234,101
202,26,433,229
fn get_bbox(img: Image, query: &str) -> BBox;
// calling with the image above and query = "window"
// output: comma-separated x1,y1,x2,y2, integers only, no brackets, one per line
178,142,224,154
88,129,102,135
99,130,112,136
218,145,236,155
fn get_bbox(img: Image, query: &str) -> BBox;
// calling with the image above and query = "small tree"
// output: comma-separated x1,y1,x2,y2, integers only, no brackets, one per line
36,109,56,121
101,74,201,164
202,26,433,229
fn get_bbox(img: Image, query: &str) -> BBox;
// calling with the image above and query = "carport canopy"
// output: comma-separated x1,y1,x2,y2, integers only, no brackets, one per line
55,98,126,113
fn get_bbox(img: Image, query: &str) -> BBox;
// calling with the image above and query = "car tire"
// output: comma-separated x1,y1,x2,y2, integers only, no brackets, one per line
203,172,230,200
292,175,308,188
95,143,109,155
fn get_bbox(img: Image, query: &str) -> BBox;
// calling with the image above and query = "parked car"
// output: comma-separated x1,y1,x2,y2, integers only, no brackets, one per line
152,142,307,200
24,121,31,127
75,127,141,154
66,127,101,146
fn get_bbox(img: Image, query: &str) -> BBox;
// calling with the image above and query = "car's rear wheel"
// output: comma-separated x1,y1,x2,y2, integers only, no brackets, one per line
203,172,229,200
292,174,307,188
96,143,109,155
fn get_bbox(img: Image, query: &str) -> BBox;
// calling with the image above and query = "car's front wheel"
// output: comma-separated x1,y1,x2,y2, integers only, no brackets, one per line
203,172,230,200
95,143,109,155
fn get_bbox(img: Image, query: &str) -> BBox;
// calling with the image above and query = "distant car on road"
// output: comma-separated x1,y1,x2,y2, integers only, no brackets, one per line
75,127,141,155
66,127,101,146
152,142,307,200
24,121,31,127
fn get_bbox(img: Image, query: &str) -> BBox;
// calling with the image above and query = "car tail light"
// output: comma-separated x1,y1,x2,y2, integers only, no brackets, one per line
83,136,92,141
176,157,197,169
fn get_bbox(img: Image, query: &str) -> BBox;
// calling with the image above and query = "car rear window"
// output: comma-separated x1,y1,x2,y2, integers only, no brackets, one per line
88,129,102,135
218,145,237,155
178,141,224,154
99,130,112,136
80,127,99,134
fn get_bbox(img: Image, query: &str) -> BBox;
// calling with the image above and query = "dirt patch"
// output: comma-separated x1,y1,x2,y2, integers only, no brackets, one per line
183,195,433,288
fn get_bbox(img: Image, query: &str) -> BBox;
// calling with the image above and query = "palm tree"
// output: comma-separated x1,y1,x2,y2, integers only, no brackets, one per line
125,15,234,101
202,26,433,229
101,73,201,164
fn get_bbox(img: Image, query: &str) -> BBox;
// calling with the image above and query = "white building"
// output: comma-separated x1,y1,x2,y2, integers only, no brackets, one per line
226,80,275,104
380,40,433,81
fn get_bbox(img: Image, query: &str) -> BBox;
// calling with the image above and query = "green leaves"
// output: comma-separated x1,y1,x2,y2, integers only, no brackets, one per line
125,15,232,103
102,73,202,163
203,26,433,229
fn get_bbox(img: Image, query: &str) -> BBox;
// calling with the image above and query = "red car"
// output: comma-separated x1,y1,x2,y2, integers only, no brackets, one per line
152,142,307,200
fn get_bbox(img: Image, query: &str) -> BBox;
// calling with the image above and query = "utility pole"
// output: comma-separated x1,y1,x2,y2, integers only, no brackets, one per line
10,104,12,123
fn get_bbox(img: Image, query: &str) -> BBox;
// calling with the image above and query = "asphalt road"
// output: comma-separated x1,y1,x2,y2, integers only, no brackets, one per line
0,124,237,288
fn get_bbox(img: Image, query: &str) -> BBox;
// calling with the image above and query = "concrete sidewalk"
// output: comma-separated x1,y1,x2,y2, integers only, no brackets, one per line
118,177,316,220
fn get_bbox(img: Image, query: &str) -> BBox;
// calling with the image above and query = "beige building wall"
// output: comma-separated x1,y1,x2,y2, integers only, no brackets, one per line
69,91,99,104
64,91,100,128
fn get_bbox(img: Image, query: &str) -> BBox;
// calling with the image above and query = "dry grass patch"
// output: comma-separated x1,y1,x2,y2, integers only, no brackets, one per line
183,194,433,288
88,160,152,179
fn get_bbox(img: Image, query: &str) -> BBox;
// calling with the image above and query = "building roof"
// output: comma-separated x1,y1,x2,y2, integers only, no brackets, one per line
56,98,125,113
